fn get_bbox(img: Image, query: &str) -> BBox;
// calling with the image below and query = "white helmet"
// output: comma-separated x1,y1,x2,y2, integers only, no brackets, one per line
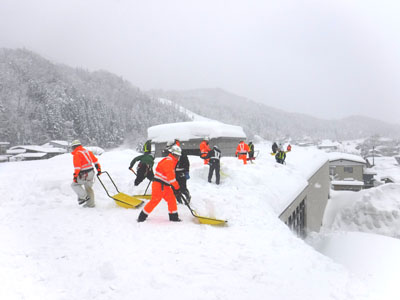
71,140,81,147
169,145,182,156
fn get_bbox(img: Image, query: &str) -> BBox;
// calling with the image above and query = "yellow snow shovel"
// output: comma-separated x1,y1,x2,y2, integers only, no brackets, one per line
97,171,144,209
180,193,227,226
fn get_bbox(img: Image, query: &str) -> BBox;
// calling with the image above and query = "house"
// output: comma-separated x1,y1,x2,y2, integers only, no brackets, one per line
147,121,247,157
41,140,69,151
6,145,66,161
327,152,368,191
317,140,341,152
0,142,10,154
278,149,331,237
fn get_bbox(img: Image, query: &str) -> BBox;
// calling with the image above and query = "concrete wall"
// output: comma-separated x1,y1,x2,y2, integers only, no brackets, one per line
279,160,330,236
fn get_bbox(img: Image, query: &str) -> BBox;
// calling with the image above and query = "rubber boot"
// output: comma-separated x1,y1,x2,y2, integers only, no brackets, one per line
137,211,148,222
169,212,181,222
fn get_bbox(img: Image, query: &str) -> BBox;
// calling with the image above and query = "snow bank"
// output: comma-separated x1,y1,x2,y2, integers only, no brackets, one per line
310,231,400,300
331,184,400,238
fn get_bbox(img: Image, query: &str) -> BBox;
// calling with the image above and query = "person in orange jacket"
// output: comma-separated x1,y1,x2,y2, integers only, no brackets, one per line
199,137,211,165
235,140,250,164
70,139,101,208
137,145,182,222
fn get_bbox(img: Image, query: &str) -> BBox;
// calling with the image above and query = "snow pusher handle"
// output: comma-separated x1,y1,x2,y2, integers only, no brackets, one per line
96,171,121,198
97,171,144,209
180,193,227,226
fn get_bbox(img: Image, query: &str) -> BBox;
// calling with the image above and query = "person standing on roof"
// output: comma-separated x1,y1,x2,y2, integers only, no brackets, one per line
248,141,255,162
235,140,250,164
272,142,278,154
199,137,211,165
275,145,287,164
137,145,182,222
129,151,154,186
170,139,191,204
70,140,101,208
143,140,152,154
204,145,221,184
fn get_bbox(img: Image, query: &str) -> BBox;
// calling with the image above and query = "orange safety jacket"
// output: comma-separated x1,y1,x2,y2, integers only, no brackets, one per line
71,145,101,178
200,140,211,157
236,142,249,156
153,154,180,190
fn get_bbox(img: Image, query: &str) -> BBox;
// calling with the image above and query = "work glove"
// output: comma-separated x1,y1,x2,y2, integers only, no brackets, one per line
97,170,102,176
129,166,133,170
185,172,190,180
73,175,78,183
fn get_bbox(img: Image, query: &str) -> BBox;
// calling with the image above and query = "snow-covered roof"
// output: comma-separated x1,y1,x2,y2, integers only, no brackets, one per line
9,145,66,154
14,152,48,158
327,152,366,164
331,180,364,186
148,121,246,143
318,140,341,147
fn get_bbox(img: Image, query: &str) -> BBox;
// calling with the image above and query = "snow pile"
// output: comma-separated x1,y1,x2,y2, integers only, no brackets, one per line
310,231,400,300
331,184,400,238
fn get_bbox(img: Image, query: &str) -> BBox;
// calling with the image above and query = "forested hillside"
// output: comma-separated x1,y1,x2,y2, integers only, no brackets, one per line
147,88,400,141
0,48,189,148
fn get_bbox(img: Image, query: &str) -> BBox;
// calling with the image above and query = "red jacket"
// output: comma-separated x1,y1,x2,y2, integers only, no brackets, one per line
200,140,211,155
236,141,249,155
71,145,100,178
154,154,180,190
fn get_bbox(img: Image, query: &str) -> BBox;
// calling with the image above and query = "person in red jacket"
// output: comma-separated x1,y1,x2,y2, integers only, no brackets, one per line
235,140,250,164
70,140,101,208
199,137,211,165
137,145,182,222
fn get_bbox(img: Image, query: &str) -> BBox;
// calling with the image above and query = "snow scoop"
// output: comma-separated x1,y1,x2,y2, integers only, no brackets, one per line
97,171,144,209
129,169,152,200
180,193,227,226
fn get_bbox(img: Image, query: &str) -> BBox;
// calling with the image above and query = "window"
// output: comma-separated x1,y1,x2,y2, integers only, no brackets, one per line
344,167,353,173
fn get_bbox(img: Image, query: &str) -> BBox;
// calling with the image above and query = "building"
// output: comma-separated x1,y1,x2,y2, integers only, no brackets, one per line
317,140,341,152
6,145,66,161
147,121,247,157
279,156,330,237
327,152,369,191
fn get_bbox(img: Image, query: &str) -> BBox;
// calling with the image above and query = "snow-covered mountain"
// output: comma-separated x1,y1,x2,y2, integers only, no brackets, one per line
147,88,400,141
0,48,189,147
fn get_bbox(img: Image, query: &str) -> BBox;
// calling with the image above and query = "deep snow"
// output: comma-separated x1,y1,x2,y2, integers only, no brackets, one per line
1,142,399,299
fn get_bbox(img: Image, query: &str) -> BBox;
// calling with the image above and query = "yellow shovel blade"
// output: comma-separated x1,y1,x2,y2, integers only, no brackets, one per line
112,192,144,209
193,211,227,226
132,194,152,200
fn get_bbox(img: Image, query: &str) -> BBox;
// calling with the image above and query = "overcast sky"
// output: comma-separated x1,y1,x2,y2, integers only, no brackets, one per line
1,0,399,124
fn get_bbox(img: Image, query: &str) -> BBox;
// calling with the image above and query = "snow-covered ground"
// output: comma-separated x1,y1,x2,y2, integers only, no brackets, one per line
1,142,399,299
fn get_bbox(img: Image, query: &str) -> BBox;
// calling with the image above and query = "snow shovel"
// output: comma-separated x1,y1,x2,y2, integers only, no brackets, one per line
180,193,227,226
97,171,144,209
129,169,152,200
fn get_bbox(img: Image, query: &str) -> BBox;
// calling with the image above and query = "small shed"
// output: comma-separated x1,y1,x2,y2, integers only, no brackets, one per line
147,121,247,157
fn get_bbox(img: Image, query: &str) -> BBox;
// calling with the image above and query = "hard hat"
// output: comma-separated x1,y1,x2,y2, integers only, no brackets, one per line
204,137,210,141
213,145,219,150
71,140,81,147
169,145,182,156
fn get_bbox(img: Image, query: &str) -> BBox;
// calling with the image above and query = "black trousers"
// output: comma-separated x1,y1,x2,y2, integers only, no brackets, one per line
208,161,220,184
135,164,154,186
